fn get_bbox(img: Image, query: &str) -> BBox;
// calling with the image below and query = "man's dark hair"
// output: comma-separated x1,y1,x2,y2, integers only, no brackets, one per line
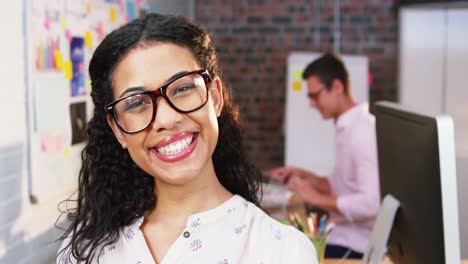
302,53,351,97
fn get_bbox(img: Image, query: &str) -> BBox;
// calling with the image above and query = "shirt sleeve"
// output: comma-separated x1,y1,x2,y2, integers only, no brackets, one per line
280,225,318,264
335,121,381,223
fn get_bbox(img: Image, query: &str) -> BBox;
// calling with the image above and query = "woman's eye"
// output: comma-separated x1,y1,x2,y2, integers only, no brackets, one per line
124,98,150,112
170,84,196,97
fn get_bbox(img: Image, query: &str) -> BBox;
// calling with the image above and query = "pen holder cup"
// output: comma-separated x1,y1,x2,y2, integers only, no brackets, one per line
310,235,327,264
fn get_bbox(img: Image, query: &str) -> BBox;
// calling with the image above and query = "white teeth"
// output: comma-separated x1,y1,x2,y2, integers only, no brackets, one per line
156,135,194,155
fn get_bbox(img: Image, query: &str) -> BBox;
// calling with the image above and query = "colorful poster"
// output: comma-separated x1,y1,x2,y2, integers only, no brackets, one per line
70,37,86,97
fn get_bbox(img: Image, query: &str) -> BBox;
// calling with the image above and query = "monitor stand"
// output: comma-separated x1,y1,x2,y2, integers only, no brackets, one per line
362,194,400,264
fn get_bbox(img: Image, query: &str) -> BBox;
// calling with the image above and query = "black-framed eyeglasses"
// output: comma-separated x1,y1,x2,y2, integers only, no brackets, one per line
105,69,212,134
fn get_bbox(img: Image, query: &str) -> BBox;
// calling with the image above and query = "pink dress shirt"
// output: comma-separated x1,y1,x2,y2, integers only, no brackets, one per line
327,103,380,253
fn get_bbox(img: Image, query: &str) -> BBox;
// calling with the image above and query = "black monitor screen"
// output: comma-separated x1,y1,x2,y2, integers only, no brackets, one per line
376,103,445,264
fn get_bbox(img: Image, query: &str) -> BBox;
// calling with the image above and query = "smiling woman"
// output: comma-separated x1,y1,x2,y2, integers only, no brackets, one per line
56,13,317,264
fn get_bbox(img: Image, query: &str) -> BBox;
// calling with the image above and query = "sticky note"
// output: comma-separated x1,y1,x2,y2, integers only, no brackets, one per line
64,60,73,80
60,16,67,29
96,21,105,39
66,29,72,43
119,0,125,12
53,50,63,70
41,133,54,153
110,7,117,23
86,2,92,14
56,133,65,150
293,70,303,79
44,16,51,31
292,81,302,91
85,31,93,48
126,1,136,21
87,79,92,92
64,147,70,159
36,42,43,70
135,0,142,8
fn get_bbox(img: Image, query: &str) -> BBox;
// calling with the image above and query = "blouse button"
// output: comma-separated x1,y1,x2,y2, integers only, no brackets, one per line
183,231,190,238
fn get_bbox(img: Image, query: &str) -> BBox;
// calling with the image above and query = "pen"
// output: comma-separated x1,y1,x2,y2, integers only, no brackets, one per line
318,214,327,235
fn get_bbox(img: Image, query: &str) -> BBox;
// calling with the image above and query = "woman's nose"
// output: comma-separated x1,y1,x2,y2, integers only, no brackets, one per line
150,97,184,132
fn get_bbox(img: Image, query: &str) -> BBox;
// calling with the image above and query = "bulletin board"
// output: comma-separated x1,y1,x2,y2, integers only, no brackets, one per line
25,0,148,203
285,52,369,176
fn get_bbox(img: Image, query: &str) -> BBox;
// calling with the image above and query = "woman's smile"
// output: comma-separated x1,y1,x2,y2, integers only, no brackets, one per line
150,131,199,162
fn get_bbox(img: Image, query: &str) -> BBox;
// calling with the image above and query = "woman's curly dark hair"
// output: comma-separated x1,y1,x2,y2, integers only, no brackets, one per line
57,13,263,263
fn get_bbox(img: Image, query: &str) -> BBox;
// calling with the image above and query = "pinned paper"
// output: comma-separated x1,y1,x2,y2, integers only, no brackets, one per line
60,16,67,29
135,0,142,9
84,31,93,48
86,2,92,14
34,73,70,133
110,7,117,23
87,79,92,92
293,70,303,79
65,29,72,43
36,39,44,70
126,0,136,21
119,0,125,12
41,133,55,153
56,132,65,151
95,21,105,39
44,16,51,31
64,147,70,159
292,81,302,91
53,50,64,70
64,60,73,80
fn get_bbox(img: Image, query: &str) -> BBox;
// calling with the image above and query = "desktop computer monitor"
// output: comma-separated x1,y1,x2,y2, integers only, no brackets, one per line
375,101,460,264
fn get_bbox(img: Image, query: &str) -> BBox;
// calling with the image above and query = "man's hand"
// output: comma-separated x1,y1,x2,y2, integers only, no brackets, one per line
267,166,302,184
287,175,337,213
286,176,320,204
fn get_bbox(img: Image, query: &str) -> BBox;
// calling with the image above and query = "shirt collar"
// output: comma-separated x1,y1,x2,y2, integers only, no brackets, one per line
335,102,369,131
132,194,246,229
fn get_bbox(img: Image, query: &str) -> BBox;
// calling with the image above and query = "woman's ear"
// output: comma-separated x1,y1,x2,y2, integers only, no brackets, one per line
107,115,127,149
210,77,224,117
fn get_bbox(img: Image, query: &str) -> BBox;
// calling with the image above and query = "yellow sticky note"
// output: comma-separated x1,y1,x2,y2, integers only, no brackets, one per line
86,2,92,14
110,7,117,23
87,79,92,92
293,70,303,79
60,16,67,29
64,147,70,159
292,81,302,91
85,31,93,48
54,50,63,70
64,60,73,80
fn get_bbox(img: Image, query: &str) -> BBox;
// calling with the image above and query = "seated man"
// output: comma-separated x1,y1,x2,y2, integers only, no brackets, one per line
269,53,380,258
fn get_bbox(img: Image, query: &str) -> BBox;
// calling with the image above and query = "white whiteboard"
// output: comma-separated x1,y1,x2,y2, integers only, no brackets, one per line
285,52,369,176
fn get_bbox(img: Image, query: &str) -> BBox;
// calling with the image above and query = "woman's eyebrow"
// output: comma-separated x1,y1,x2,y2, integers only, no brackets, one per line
164,70,189,84
118,70,190,98
119,87,146,98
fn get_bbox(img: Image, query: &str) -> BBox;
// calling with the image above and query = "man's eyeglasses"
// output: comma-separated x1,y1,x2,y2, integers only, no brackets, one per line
105,69,212,134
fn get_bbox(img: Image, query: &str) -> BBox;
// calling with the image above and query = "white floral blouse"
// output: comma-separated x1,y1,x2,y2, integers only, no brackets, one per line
57,195,317,264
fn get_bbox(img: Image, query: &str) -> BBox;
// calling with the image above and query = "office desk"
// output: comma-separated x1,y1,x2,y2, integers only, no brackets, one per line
324,258,468,264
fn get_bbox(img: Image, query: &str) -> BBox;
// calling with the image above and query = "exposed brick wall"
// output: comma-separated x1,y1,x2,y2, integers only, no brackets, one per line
195,0,398,170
